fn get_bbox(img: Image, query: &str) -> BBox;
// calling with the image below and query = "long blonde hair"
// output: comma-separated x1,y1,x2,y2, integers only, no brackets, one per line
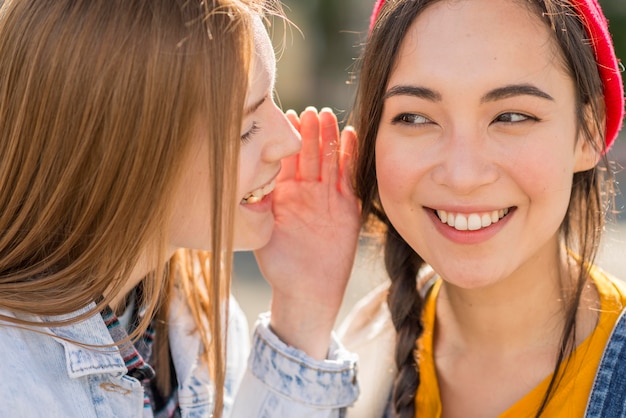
0,0,278,414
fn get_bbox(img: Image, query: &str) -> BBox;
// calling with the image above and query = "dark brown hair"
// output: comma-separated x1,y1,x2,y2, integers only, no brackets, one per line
353,0,614,416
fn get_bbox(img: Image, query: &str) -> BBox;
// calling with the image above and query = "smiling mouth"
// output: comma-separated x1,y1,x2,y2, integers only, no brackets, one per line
241,179,276,204
435,208,512,231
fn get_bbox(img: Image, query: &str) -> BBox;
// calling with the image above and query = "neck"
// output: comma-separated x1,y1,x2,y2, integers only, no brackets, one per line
431,242,600,416
107,261,149,314
434,245,592,354
106,246,178,312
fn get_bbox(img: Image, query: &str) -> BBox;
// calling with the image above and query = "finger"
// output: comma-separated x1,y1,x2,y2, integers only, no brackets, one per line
339,125,357,195
319,108,340,187
279,110,300,181
298,107,321,181
285,109,301,131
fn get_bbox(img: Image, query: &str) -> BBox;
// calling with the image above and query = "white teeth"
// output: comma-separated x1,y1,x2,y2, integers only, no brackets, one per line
455,215,468,231
242,179,276,204
467,214,481,231
436,208,510,231
262,183,274,195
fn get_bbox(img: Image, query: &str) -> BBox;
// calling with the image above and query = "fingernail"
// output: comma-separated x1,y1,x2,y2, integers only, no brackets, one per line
304,106,318,113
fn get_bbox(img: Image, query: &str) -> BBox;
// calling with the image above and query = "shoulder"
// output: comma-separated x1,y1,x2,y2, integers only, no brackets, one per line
337,267,439,417
338,283,394,418
338,266,438,360
0,309,122,415
168,291,251,412
338,267,437,345
585,301,626,417
0,308,107,367
590,266,626,308
338,282,391,347
0,310,49,371
585,267,626,413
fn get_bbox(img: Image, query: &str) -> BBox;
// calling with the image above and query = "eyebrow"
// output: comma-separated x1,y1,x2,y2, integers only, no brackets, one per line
384,85,441,102
383,83,554,103
480,84,554,103
244,96,266,116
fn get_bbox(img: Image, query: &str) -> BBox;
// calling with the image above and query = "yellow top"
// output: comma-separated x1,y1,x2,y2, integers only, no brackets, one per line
415,268,626,417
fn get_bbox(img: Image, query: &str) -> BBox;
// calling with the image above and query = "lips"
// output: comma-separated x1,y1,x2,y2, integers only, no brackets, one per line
241,178,276,204
435,208,511,231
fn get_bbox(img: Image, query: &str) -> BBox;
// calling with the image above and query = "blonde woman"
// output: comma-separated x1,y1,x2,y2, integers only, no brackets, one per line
0,0,360,417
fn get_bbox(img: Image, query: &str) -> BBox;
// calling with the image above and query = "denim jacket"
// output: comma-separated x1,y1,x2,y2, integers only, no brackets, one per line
585,307,626,417
0,293,358,418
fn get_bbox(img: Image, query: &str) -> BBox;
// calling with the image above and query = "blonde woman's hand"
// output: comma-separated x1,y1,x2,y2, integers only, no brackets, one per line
254,107,360,360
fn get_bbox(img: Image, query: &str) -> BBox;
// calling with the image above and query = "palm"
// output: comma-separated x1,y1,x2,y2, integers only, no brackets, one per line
255,107,360,317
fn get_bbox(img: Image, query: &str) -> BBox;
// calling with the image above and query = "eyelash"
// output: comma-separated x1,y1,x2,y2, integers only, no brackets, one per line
493,112,540,124
241,122,260,144
391,113,431,126
391,112,540,126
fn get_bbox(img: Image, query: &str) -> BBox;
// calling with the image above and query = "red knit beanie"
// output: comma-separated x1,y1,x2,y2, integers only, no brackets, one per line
369,0,624,151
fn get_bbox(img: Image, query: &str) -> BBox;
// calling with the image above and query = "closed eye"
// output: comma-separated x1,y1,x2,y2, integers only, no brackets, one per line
241,122,260,144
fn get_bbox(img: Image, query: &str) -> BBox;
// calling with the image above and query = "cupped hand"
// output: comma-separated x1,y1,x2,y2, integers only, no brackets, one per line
254,107,361,359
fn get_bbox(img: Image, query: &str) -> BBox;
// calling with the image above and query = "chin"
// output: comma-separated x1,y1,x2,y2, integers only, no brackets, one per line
233,230,272,252
233,215,275,251
430,262,503,289
437,268,511,291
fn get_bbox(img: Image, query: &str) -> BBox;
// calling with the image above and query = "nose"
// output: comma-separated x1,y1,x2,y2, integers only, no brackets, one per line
431,129,499,194
261,102,301,162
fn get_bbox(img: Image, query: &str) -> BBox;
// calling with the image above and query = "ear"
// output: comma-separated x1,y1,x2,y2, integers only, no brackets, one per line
573,106,603,173
573,136,600,172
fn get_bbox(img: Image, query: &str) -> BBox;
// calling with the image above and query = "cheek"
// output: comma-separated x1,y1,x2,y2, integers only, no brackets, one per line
507,143,575,233
376,145,398,209
237,146,260,197
375,137,423,205
168,186,214,251
510,138,576,197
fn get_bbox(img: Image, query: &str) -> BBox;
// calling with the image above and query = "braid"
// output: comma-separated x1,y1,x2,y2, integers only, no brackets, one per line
385,224,425,418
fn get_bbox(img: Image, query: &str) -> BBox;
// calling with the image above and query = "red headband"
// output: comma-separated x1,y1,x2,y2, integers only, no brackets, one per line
369,0,624,151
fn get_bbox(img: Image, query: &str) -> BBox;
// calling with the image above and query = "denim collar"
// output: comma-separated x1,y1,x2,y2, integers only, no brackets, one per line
42,302,127,379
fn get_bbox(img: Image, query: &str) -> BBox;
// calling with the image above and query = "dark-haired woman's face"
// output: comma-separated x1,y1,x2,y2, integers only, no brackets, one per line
375,0,597,287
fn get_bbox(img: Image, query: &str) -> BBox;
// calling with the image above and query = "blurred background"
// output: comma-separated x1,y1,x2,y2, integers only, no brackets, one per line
232,0,626,330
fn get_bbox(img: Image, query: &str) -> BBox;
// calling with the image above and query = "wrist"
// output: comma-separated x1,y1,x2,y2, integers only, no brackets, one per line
269,294,341,360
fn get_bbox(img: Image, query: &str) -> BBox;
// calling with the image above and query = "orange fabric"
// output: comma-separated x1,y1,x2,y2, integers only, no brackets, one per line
415,268,626,417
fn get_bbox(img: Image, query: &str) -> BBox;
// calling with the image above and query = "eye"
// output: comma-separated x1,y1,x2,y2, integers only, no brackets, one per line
391,113,432,126
493,112,537,124
241,122,260,144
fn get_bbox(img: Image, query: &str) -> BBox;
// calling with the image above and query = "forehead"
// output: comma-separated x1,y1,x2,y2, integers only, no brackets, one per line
390,0,565,86
250,17,275,87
